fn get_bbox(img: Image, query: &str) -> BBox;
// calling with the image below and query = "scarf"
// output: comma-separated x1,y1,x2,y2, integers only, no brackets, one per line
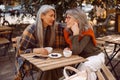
63,28,97,49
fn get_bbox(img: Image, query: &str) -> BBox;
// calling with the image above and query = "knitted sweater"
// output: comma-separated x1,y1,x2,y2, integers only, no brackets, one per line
64,28,102,58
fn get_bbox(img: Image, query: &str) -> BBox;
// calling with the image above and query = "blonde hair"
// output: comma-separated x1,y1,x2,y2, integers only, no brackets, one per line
36,5,56,47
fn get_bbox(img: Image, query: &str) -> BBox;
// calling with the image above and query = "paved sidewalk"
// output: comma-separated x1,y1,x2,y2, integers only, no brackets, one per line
0,51,15,80
0,51,37,80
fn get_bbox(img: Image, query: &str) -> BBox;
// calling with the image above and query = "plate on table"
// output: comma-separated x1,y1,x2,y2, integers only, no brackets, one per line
48,53,62,58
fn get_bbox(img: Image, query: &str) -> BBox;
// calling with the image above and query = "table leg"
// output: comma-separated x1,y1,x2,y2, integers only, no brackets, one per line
106,48,120,65
112,43,117,53
30,70,34,80
37,71,43,80
113,60,120,69
104,44,119,79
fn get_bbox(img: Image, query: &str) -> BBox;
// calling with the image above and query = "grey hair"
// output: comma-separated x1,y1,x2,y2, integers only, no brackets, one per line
66,7,90,32
36,5,56,47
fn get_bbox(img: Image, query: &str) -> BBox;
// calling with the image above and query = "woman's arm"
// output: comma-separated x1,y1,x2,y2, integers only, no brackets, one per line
18,34,36,54
19,29,49,55
18,25,37,54
71,35,90,55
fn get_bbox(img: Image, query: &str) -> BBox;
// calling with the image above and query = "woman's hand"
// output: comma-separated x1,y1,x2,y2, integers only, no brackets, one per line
33,48,48,55
71,22,79,36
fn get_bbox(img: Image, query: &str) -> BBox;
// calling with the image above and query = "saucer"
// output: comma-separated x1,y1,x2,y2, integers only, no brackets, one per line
48,53,62,58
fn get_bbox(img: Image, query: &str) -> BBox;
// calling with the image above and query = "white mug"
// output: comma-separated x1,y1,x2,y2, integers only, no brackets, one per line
45,47,53,53
63,50,72,57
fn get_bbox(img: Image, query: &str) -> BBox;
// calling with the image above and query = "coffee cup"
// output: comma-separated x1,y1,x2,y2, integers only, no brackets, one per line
45,47,53,53
63,50,72,57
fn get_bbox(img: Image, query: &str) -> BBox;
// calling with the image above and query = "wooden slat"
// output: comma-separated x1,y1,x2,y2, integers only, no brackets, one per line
21,53,84,64
33,55,82,65
96,40,105,44
36,56,83,65
38,58,87,71
0,31,12,35
96,35,120,44
0,26,13,32
101,64,116,80
96,70,105,80
0,38,10,44
20,53,87,71
20,53,35,58
96,64,116,80
20,53,45,62
22,54,84,65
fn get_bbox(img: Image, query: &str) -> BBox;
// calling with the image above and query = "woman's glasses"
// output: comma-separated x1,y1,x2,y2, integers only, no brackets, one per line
65,16,71,19
65,16,72,20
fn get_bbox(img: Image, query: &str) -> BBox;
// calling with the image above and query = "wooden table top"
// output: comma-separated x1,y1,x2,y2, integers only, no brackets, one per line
96,35,120,44
0,26,14,32
20,53,87,71
0,37,10,44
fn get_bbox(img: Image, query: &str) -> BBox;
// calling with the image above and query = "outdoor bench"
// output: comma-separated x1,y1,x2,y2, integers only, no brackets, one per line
96,64,116,80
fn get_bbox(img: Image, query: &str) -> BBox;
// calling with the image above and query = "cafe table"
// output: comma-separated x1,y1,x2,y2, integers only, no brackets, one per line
96,34,120,79
0,26,14,32
20,50,87,80
0,26,14,57
0,26,14,38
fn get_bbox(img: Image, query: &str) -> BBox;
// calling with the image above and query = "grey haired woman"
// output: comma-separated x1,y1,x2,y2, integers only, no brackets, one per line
15,5,63,80
63,7,105,80
64,7,102,57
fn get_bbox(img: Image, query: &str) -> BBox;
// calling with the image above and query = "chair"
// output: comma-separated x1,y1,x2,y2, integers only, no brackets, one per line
13,36,36,80
12,36,21,53
96,63,116,80
96,39,119,79
0,37,10,56
0,26,14,61
94,14,115,37
60,63,115,80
